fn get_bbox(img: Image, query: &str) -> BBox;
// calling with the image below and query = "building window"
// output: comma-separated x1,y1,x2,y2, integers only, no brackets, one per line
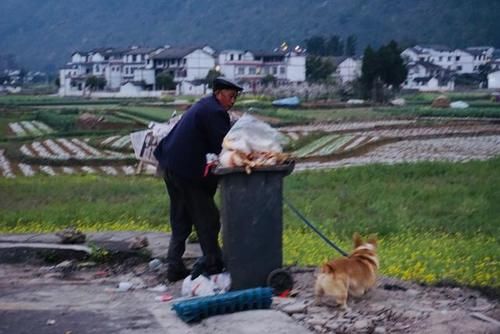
238,54,242,60
272,67,277,75
249,67,256,75
439,56,443,61
457,65,462,71
132,55,137,62
474,66,478,71
280,67,285,74
448,56,452,61
237,67,245,75
183,59,187,64
456,56,461,61
230,54,234,61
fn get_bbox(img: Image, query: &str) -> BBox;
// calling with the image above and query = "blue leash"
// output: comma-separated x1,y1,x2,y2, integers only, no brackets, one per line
284,198,348,257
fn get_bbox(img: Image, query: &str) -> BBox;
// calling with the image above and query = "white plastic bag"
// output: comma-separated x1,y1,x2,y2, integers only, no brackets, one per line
223,113,288,153
181,272,231,297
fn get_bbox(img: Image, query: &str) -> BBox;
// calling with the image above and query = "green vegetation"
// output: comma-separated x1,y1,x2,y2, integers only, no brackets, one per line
3,1,500,70
1,159,498,288
375,106,500,118
118,106,177,122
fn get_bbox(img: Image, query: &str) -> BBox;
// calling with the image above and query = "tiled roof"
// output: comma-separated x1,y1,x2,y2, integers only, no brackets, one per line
151,46,202,59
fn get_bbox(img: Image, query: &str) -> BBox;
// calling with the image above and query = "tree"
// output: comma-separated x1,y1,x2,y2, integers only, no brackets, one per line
306,56,335,82
360,41,407,100
261,74,277,87
305,36,326,56
326,35,344,56
156,72,176,90
377,40,407,90
205,69,222,88
85,76,106,91
478,63,492,88
360,46,378,98
345,35,357,56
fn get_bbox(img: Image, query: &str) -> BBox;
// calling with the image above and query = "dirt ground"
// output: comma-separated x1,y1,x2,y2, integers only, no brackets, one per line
0,262,498,334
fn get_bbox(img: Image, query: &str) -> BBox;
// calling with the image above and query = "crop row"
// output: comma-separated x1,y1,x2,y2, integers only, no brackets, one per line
295,135,500,170
20,138,133,160
8,121,54,137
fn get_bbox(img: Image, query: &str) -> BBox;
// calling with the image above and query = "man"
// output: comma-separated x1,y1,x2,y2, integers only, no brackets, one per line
154,77,243,282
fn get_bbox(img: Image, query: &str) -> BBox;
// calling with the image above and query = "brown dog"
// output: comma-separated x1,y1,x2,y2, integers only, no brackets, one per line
314,233,378,309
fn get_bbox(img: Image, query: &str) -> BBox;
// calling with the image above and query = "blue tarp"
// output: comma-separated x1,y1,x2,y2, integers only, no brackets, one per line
271,96,300,107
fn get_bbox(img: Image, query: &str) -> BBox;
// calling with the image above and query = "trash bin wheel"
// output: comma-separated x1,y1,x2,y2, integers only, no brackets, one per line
267,268,293,295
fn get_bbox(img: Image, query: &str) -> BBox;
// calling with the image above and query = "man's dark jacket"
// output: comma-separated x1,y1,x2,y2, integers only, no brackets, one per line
154,95,230,180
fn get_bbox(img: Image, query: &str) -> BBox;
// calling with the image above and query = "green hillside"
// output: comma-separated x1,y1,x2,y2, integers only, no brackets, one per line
0,0,499,70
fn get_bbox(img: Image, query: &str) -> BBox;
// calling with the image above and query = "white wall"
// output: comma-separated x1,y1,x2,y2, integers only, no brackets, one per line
285,53,306,82
337,58,361,84
134,68,155,85
185,49,215,81
488,71,500,89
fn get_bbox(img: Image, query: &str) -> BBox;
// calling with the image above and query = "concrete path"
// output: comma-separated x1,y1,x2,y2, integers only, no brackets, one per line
0,232,314,334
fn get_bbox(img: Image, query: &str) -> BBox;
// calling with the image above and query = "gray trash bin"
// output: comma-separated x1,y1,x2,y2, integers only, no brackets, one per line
215,162,294,290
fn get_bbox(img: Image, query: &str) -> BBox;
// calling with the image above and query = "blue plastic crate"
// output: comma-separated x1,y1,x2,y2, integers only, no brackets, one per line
172,287,273,323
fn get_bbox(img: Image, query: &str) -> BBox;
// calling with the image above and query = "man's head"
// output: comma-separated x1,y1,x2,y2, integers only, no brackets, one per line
213,77,243,110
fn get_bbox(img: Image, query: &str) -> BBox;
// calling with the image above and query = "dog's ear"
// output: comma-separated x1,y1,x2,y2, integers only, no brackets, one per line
367,234,378,247
321,263,335,274
353,232,363,248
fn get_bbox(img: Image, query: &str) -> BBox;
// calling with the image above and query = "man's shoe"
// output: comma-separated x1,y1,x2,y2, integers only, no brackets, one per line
166,266,190,282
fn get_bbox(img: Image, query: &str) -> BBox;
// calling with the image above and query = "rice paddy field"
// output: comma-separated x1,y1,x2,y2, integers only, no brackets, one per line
0,93,499,292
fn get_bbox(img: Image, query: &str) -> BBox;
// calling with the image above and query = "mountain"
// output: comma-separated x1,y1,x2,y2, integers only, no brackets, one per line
1,0,499,71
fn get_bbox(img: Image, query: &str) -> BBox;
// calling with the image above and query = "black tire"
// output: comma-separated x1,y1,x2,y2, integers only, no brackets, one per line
267,268,294,295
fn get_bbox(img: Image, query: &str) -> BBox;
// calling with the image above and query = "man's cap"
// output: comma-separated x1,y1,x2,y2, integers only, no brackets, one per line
213,77,243,92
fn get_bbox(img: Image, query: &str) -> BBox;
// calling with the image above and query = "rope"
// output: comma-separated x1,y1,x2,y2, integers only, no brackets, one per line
284,198,348,257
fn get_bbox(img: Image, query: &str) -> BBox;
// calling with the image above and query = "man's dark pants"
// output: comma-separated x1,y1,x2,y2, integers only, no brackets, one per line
163,169,223,275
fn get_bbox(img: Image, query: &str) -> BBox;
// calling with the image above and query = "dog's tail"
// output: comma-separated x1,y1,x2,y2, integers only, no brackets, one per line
321,263,335,274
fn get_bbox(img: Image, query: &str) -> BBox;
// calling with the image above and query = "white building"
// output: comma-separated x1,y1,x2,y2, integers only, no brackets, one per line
150,46,215,83
336,57,362,84
488,71,500,89
59,44,307,96
402,61,455,92
217,49,306,92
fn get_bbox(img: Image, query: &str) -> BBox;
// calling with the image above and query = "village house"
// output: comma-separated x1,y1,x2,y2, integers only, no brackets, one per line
402,60,455,91
58,45,305,97
488,71,500,89
217,49,305,93
335,57,362,84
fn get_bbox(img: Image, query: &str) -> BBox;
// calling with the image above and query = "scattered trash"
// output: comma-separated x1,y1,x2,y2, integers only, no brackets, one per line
56,226,86,244
346,99,365,105
116,282,133,292
450,101,469,109
148,284,168,292
128,236,149,250
94,270,110,278
390,98,406,106
181,272,231,297
155,293,173,302
46,319,56,326
148,258,162,271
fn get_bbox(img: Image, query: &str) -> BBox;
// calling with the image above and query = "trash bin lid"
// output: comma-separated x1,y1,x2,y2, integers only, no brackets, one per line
214,161,295,176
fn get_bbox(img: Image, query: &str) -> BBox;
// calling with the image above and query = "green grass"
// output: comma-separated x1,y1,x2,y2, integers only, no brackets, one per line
118,106,178,122
0,158,499,288
375,106,500,118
